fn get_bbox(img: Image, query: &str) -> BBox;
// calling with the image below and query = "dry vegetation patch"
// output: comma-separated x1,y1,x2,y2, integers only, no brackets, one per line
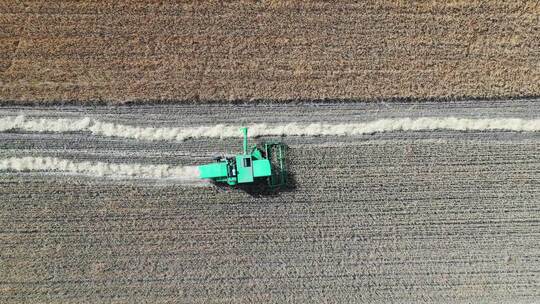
1,1,539,103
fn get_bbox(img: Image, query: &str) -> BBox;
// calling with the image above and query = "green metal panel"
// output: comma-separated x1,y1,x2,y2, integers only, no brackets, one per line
251,148,264,160
252,159,271,177
236,155,254,183
226,176,238,186
198,162,228,179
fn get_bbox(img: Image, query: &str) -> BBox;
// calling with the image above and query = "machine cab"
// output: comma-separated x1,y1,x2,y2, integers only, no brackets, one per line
236,155,254,183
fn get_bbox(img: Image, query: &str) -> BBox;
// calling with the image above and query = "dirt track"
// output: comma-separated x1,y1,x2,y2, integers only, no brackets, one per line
1,1,540,103
1,101,539,303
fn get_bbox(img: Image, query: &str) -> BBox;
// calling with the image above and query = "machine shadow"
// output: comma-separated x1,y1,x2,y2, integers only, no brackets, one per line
236,171,298,197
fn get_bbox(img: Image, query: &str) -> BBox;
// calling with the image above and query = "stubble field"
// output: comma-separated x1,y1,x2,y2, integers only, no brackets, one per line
1,1,540,103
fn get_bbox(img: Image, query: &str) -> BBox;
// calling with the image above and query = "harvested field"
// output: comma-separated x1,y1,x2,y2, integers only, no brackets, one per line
1,1,540,103
0,101,539,303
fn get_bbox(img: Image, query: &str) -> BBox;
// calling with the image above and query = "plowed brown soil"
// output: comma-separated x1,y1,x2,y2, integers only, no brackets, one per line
1,1,540,103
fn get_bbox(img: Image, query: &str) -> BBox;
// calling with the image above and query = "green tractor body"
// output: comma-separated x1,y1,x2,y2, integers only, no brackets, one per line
198,128,287,188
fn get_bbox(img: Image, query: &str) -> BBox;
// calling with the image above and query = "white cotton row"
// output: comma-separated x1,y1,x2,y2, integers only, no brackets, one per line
1,115,538,141
0,157,200,181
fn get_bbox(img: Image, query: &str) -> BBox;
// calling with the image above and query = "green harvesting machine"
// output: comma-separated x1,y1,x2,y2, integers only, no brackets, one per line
198,128,287,188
